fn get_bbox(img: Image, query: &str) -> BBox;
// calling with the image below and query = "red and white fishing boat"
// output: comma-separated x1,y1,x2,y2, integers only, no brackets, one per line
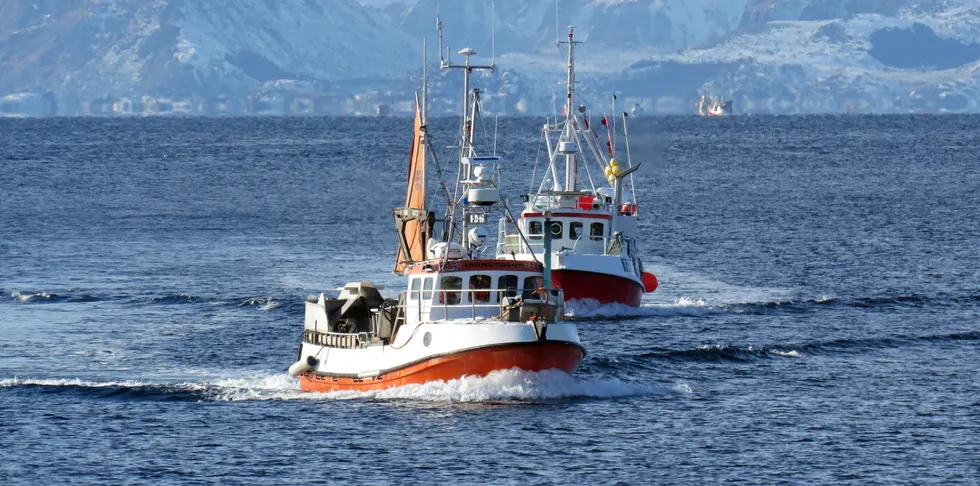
697,95,733,117
289,28,585,392
494,27,658,307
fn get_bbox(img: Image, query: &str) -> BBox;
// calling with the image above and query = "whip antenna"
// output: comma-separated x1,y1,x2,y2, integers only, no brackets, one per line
555,0,560,45
491,0,496,68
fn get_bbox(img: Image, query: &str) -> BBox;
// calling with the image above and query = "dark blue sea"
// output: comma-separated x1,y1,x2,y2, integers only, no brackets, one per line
1,115,978,485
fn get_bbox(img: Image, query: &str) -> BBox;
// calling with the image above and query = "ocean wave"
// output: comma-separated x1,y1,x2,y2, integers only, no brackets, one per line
643,330,980,364
783,330,980,355
150,293,206,305
214,370,689,403
9,291,284,308
150,294,287,311
1,370,690,403
236,297,281,311
565,294,846,319
260,301,281,311
567,297,716,319
645,345,803,363
312,369,689,403
9,291,103,304
710,292,962,315
0,377,210,401
850,295,932,307
11,291,58,303
566,294,848,319
924,331,980,341
951,294,980,303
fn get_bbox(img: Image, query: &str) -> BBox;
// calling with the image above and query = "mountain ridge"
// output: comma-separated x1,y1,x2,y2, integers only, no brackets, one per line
2,0,980,115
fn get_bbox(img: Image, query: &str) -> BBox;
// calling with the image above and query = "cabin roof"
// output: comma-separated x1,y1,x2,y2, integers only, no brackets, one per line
522,211,612,220
405,258,542,275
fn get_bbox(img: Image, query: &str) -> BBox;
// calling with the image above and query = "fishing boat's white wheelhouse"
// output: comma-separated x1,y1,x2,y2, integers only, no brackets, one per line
496,192,648,306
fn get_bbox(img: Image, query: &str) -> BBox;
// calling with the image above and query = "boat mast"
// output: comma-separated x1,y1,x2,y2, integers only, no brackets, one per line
558,27,582,191
438,14,495,246
391,43,432,275
421,37,427,209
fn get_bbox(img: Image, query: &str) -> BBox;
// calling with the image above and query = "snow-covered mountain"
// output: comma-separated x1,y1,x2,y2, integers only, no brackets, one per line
0,0,416,115
619,0,980,113
382,0,751,70
3,0,980,115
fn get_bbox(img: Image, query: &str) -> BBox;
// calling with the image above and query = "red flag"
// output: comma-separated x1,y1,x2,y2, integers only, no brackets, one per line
600,116,608,126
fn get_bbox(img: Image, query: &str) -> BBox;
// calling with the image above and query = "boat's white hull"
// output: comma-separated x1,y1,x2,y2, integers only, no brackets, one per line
295,320,584,392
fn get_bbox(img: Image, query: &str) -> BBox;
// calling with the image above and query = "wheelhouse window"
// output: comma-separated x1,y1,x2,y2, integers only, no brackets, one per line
522,275,542,299
590,222,604,240
528,220,543,240
440,276,462,305
468,274,491,303
409,277,421,300
498,275,518,299
422,277,433,300
570,221,584,240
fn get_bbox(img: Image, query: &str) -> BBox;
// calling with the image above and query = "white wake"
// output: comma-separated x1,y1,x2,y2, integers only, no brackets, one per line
206,369,691,402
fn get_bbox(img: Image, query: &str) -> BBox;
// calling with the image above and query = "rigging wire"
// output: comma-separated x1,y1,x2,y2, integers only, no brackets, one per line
573,127,598,193
527,132,545,194
622,112,638,206
500,200,540,265
493,114,499,156
478,95,493,154
426,135,454,211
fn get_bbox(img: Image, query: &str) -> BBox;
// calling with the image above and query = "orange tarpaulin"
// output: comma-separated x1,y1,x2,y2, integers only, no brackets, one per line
394,104,426,273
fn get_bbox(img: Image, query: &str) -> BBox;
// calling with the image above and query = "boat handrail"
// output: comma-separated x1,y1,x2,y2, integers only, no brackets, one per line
399,287,564,321
303,329,371,349
525,192,605,211
571,235,622,255
497,231,625,256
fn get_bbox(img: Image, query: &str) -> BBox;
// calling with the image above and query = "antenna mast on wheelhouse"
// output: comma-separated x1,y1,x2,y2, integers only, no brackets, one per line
558,26,583,191
436,7,497,248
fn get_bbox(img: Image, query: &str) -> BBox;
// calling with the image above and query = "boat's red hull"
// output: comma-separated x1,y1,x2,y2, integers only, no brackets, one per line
551,269,644,306
299,341,585,392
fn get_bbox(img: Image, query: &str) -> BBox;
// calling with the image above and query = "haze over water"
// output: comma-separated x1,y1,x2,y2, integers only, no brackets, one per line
1,115,978,484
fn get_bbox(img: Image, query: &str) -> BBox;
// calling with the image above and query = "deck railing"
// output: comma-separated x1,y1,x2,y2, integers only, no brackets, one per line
401,287,563,322
497,232,621,257
303,287,564,349
303,329,371,349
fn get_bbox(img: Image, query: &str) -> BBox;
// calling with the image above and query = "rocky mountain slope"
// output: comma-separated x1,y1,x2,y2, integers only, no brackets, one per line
2,0,980,115
1,0,415,115
618,0,980,113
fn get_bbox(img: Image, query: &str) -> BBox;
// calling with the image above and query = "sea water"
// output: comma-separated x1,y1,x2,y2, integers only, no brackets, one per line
1,115,977,484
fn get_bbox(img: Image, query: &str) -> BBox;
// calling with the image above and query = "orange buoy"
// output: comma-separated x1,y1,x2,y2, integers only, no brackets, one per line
642,272,658,293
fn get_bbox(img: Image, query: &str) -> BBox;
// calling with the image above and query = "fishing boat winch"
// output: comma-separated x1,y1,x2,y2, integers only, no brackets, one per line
303,282,400,344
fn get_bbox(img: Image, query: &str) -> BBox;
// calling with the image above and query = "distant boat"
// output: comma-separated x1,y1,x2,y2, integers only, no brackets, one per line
697,95,733,117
